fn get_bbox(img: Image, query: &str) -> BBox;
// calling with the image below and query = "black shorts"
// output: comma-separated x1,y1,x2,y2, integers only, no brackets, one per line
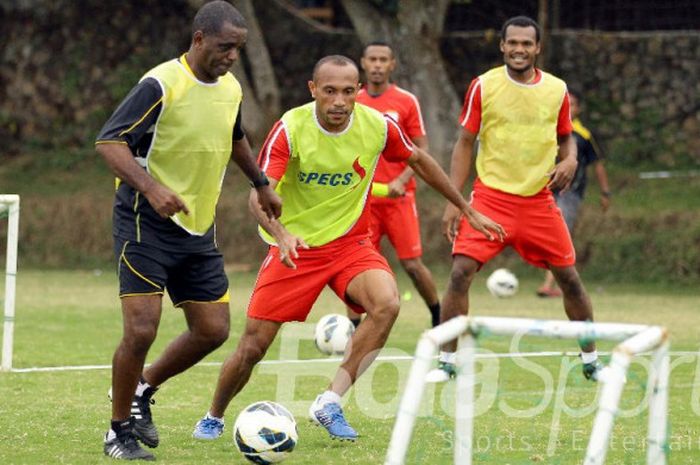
113,238,229,307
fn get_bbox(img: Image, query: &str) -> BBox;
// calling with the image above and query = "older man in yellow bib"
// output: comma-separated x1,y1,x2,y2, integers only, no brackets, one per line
95,1,280,460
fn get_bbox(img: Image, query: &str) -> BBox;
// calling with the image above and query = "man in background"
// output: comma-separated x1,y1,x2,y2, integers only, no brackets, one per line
428,16,602,383
347,41,441,328
537,89,611,297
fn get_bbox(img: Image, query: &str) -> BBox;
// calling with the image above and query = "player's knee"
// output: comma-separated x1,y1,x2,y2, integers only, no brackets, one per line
560,276,586,299
124,324,158,354
368,296,400,324
383,297,401,321
555,269,586,299
197,325,230,349
239,338,269,366
448,260,477,293
401,259,425,281
213,325,230,347
191,309,230,348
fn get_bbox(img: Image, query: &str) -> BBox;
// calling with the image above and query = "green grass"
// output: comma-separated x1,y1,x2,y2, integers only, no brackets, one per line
0,270,699,464
0,151,113,197
596,167,700,214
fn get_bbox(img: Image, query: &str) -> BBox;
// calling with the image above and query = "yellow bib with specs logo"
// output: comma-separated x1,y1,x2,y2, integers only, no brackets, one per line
260,102,386,247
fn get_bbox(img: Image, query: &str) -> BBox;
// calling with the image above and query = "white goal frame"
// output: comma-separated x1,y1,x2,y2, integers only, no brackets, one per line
385,316,670,465
0,194,20,372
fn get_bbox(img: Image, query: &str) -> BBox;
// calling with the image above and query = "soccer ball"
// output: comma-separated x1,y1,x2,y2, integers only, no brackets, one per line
233,401,298,464
486,268,519,298
314,313,355,355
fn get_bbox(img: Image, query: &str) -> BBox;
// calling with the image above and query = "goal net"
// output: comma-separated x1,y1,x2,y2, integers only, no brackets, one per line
385,316,670,465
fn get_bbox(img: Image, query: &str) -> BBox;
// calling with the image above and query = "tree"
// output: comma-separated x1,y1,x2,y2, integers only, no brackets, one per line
340,0,460,163
230,0,281,146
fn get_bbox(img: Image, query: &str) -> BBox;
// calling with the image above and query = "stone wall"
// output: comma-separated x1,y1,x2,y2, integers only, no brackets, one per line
1,1,698,168
0,1,193,155
442,29,700,168
551,30,699,167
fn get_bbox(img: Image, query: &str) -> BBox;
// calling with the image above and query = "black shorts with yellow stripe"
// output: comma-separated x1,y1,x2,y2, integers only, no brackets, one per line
114,238,229,307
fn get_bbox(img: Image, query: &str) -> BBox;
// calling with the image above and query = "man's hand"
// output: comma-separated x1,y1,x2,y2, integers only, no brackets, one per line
255,185,283,220
547,157,577,192
97,143,188,218
275,228,309,269
143,182,189,218
387,178,406,198
442,203,462,243
462,207,506,242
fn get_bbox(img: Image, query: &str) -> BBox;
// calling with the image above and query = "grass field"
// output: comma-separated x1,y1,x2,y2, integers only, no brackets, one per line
0,269,698,464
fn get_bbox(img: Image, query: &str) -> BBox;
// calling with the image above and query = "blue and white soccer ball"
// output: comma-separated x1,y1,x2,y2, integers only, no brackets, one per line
486,268,519,298
233,401,298,464
314,313,355,355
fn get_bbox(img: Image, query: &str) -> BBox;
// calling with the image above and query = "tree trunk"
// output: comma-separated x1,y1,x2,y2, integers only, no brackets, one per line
340,0,460,164
231,0,281,147
537,0,550,71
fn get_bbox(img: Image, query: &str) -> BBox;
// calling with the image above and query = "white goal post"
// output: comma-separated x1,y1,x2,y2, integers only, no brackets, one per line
0,194,20,372
385,316,670,465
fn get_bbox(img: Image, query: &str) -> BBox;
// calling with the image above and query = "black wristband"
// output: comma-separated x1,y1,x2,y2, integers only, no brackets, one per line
250,174,270,188
601,191,611,198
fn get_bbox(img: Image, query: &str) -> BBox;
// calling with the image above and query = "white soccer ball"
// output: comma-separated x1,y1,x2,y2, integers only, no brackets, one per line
486,268,519,298
233,401,298,464
314,313,355,355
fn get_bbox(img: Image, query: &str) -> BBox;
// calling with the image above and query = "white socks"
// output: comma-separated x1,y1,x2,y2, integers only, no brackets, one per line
317,390,341,407
205,411,224,422
439,351,456,365
580,350,598,364
135,379,151,397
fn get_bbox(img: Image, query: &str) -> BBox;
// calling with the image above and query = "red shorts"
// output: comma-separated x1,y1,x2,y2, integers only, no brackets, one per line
247,236,393,322
452,179,575,269
369,191,422,260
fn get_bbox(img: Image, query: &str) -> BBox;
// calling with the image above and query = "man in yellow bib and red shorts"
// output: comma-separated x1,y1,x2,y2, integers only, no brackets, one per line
427,16,603,383
193,55,504,442
345,41,442,328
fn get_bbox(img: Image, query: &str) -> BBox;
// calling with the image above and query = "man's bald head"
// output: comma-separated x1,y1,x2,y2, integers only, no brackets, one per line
312,55,359,83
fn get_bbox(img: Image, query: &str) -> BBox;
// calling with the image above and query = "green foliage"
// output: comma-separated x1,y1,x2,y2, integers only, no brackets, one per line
586,96,697,170
569,173,700,285
581,214,700,283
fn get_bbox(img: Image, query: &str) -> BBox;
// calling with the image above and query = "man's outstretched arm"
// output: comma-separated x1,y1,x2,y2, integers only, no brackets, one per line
406,145,505,243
